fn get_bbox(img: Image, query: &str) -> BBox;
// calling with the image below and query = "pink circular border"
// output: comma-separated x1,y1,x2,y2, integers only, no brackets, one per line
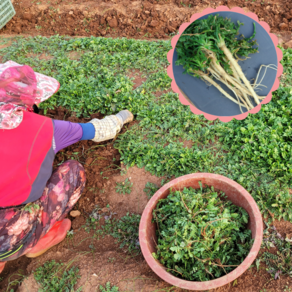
139,173,263,290
167,6,283,122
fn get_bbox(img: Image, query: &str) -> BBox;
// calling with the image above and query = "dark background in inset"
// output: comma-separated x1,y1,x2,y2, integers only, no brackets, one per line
172,12,278,117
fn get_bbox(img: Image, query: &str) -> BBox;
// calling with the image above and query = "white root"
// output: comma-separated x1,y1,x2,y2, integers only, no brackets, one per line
209,58,255,103
218,37,261,105
229,62,252,109
252,64,277,101
196,47,277,111
207,67,251,112
208,68,245,113
196,71,248,108
253,64,277,89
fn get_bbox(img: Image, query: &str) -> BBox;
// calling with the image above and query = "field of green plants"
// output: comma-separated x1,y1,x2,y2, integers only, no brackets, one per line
1,35,292,290
1,35,291,219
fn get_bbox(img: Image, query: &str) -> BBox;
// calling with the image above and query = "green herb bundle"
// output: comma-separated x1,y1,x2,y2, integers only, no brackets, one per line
176,14,276,112
152,184,252,281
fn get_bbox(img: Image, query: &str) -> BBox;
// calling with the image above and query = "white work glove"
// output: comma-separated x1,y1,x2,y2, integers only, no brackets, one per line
89,110,134,143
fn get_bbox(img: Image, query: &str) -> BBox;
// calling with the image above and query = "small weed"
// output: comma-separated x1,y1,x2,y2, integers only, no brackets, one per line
144,179,171,199
143,182,159,199
108,257,116,263
83,206,101,232
89,244,96,254
88,187,99,192
4,270,26,292
115,178,133,195
99,282,119,292
105,213,141,254
67,230,74,238
262,225,292,279
34,260,81,292
120,168,127,176
255,259,261,272
83,205,116,233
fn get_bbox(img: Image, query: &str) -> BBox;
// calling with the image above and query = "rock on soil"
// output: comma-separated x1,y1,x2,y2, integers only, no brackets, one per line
285,39,292,48
18,276,39,292
280,23,289,30
107,18,118,28
22,13,33,21
70,210,81,217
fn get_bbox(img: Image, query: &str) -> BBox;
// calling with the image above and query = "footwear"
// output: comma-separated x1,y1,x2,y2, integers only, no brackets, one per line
0,262,6,274
25,219,71,258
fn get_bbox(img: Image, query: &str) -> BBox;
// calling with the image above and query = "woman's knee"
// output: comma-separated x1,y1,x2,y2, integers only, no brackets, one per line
63,160,85,172
49,160,86,193
58,160,85,179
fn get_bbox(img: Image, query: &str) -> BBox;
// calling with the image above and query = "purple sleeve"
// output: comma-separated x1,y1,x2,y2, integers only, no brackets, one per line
52,120,83,153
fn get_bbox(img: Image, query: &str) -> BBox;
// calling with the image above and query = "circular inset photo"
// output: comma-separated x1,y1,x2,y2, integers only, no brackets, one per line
172,10,279,117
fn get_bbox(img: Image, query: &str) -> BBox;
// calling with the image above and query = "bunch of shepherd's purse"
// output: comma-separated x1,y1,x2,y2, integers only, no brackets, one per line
152,183,253,281
175,14,277,112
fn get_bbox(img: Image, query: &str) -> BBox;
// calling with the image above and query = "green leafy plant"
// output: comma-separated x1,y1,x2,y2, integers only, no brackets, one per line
175,14,275,111
67,230,74,238
99,282,119,292
83,205,116,233
216,85,292,221
262,225,292,279
1,35,291,224
115,178,133,195
144,182,159,199
4,270,26,292
144,179,171,199
152,184,252,281
34,260,81,292
105,213,141,254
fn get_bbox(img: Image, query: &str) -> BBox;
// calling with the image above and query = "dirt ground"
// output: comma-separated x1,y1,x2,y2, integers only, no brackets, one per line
1,0,292,46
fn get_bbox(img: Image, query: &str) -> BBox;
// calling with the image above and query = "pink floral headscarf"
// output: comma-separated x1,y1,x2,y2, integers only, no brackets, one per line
0,61,60,130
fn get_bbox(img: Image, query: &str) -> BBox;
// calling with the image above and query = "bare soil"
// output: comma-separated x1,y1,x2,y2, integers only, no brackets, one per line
15,216,292,292
1,0,292,45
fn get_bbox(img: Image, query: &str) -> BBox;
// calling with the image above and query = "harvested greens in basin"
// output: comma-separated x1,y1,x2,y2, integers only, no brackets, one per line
152,183,253,281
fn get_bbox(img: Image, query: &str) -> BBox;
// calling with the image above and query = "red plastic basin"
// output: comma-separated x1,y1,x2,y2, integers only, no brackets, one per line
139,173,263,290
